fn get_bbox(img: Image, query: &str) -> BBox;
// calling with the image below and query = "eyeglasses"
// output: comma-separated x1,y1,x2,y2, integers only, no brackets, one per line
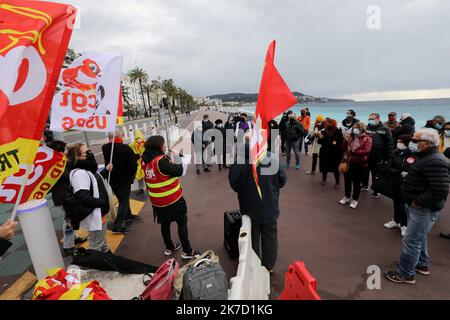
411,139,428,144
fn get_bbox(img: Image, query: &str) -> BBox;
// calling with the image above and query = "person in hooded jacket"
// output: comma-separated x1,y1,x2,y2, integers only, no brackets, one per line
142,135,200,260
214,119,227,170
393,113,416,143
129,130,146,194
267,119,279,153
284,111,304,169
380,134,416,237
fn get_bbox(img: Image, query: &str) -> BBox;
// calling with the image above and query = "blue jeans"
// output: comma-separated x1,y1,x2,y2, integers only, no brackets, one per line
397,206,442,277
286,140,300,166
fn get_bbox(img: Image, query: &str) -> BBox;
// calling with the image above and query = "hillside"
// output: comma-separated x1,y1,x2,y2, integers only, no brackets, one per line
208,92,354,104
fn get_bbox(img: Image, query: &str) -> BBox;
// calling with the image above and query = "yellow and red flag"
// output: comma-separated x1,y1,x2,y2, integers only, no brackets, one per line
251,40,298,198
0,144,67,204
117,87,124,126
0,1,77,182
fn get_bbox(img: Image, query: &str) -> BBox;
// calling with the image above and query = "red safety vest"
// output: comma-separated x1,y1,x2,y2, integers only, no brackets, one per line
143,155,183,207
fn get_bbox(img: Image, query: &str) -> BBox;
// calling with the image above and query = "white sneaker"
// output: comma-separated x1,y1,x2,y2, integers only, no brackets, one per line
401,226,407,237
384,220,401,229
339,197,351,205
349,200,358,209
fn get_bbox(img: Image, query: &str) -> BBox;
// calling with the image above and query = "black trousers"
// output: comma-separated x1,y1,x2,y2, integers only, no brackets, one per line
251,221,278,270
362,158,379,189
311,153,319,172
393,193,408,227
344,164,365,201
322,171,340,184
111,183,132,230
161,214,192,254
281,136,286,154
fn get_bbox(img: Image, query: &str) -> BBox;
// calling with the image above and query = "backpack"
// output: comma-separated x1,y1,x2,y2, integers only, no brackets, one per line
136,258,179,300
182,258,228,300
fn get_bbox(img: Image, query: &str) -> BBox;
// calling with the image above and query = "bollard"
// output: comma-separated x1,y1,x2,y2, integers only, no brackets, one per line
134,123,139,131
17,199,65,279
143,123,147,133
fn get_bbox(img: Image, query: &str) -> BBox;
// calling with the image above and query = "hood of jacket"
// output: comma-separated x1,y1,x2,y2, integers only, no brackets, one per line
400,117,416,127
142,149,164,164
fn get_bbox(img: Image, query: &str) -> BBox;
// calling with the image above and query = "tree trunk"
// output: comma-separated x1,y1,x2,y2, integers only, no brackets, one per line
138,79,148,117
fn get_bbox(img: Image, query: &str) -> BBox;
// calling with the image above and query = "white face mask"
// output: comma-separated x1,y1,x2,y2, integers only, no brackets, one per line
397,143,407,151
352,129,361,136
409,142,418,152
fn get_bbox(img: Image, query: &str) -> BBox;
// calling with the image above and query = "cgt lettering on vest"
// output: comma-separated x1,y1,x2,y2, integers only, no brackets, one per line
61,115,107,131
0,149,20,173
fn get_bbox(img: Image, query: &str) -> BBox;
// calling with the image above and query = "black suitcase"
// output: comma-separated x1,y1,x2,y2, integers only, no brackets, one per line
223,210,242,259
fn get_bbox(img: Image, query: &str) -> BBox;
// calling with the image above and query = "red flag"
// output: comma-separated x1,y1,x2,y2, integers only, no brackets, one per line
117,87,124,126
0,145,67,204
251,40,298,199
0,1,76,181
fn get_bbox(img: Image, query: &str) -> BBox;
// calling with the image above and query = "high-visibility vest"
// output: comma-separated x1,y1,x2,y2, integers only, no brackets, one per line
143,155,183,207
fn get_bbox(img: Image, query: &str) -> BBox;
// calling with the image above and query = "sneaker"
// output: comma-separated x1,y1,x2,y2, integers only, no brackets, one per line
339,197,351,205
74,237,88,245
349,200,358,209
196,169,201,175
334,184,340,189
384,220,401,229
361,186,370,192
63,247,75,257
204,168,211,172
181,250,202,260
415,265,430,276
111,227,130,235
124,215,142,223
164,243,182,256
401,226,407,237
371,192,381,199
321,181,326,186
282,163,290,169
295,165,301,170
384,271,416,284
305,170,315,175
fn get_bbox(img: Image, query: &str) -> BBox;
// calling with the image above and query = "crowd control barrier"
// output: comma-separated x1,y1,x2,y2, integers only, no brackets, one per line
228,215,270,300
279,261,321,300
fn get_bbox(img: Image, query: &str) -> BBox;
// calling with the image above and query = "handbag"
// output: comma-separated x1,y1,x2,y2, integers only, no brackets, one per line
136,258,179,300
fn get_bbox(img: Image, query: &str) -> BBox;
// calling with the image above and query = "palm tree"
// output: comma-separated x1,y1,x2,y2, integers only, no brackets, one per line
128,67,149,117
141,82,152,115
121,83,134,120
162,79,177,117
65,48,78,65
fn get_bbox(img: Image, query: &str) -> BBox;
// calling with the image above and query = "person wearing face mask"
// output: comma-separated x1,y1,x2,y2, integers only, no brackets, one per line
129,130,146,195
341,109,359,132
433,115,446,132
283,111,305,170
214,119,227,171
393,113,416,143
385,128,450,284
362,113,394,199
384,112,400,132
380,135,416,237
318,119,343,188
278,112,289,155
306,115,326,175
438,122,450,153
102,128,139,234
142,135,201,260
339,122,373,209
297,109,311,155
66,144,111,253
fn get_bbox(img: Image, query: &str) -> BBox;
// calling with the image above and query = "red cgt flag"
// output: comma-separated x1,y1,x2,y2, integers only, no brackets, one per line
250,40,298,199
0,1,77,182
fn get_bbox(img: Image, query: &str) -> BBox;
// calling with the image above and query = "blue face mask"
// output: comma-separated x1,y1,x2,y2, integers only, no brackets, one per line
409,142,418,153
352,129,361,136
368,120,378,126
445,130,450,138
436,124,443,130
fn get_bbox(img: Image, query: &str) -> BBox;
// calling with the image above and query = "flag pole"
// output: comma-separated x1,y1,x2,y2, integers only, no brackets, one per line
10,164,32,221
107,130,116,184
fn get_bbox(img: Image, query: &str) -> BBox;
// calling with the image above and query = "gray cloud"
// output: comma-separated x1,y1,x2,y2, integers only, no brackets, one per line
63,0,450,98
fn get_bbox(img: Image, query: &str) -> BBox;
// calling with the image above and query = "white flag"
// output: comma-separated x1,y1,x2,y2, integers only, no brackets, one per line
50,51,122,133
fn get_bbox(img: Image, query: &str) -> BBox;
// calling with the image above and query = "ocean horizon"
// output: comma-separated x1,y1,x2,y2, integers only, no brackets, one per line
240,97,450,128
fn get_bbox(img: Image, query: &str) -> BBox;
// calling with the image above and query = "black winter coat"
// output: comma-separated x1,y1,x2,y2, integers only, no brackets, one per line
51,167,71,207
366,123,394,161
268,120,279,152
401,147,450,211
393,117,416,141
285,119,304,143
229,153,287,224
279,116,289,138
318,129,344,173
102,142,138,187
381,149,417,186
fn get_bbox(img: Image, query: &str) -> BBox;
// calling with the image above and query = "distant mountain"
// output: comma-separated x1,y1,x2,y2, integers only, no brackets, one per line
208,92,354,104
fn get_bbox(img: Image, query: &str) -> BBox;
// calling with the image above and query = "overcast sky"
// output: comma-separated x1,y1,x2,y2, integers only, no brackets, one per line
61,0,450,101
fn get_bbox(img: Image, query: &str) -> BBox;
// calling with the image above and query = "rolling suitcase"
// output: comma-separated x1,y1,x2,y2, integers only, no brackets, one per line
223,210,242,259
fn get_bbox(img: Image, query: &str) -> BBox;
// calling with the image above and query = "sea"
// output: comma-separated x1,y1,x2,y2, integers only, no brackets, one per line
241,98,450,127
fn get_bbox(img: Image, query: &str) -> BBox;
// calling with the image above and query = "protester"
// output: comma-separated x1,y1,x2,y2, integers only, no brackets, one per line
224,115,236,167
433,115,446,132
267,119,279,153
340,122,373,209
318,119,343,188
191,122,212,174
306,115,326,175
380,134,416,237
102,128,139,234
283,111,304,170
229,142,287,273
202,114,214,132
0,220,18,258
384,112,400,132
362,113,394,199
67,144,111,253
214,119,226,170
424,119,439,132
385,128,450,284
129,130,146,194
279,112,289,155
439,122,450,153
142,135,200,260
297,108,311,155
235,113,253,137
305,108,311,117
47,140,87,256
341,109,359,132
440,147,450,239
393,113,416,142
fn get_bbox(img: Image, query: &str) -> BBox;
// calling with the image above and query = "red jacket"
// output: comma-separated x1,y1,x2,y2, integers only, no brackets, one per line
342,134,372,166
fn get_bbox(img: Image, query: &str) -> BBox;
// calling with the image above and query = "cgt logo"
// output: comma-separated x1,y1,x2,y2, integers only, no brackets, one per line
0,45,46,107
